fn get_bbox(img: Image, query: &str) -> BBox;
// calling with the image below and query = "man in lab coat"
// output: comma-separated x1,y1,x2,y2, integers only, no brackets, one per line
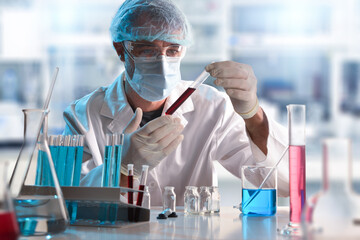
63,0,289,205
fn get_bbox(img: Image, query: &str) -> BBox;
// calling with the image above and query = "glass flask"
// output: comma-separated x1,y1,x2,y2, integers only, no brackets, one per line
163,186,176,212
9,109,68,236
199,186,211,214
0,161,19,240
184,186,199,214
209,186,220,213
302,138,357,238
279,104,306,236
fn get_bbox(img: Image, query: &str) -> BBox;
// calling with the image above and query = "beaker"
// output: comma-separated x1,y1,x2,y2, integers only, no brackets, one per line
241,166,277,216
279,104,306,236
9,109,68,236
0,161,19,240
303,138,357,238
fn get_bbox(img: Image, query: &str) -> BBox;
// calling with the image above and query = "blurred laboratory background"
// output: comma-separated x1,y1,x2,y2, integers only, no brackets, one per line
1,0,360,206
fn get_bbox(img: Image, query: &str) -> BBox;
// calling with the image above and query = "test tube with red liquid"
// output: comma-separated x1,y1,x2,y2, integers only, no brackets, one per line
136,165,149,206
279,104,306,236
127,164,134,204
165,70,210,115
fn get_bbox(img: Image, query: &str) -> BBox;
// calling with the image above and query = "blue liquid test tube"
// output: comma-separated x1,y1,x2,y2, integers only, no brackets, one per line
56,135,69,186
64,135,76,186
48,135,58,187
102,134,114,187
111,133,123,187
72,135,84,186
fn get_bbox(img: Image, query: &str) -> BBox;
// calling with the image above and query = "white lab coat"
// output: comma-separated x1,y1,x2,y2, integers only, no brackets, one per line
63,73,289,206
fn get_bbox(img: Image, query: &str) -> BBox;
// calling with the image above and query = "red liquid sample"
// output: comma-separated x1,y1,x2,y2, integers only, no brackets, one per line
128,175,133,204
165,87,195,115
136,185,145,206
289,145,306,223
0,211,19,240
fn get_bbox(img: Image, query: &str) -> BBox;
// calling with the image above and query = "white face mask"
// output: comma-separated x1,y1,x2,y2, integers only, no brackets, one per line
125,56,182,102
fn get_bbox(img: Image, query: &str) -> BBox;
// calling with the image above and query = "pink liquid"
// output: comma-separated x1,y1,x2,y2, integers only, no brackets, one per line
0,211,19,240
136,185,145,206
289,145,306,223
165,87,195,115
128,175,133,204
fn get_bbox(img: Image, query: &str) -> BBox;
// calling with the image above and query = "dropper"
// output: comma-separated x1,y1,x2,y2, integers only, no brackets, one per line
240,146,289,212
165,69,210,115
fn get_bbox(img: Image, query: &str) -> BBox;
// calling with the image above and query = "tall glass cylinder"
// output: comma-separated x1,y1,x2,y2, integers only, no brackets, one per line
279,104,306,236
10,109,68,236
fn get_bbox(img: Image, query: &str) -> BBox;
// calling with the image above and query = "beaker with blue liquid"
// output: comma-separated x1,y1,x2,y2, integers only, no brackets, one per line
241,166,277,216
9,109,68,236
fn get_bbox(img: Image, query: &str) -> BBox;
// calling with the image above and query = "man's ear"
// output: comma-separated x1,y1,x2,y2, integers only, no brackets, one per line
113,41,125,61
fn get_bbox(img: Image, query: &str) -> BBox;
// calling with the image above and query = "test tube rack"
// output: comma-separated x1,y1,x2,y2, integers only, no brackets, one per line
19,185,150,227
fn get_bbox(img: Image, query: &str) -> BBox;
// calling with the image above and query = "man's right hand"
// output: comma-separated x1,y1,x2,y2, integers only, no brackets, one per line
121,108,184,176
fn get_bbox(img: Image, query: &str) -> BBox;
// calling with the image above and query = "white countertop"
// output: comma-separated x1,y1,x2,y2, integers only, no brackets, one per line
19,207,291,240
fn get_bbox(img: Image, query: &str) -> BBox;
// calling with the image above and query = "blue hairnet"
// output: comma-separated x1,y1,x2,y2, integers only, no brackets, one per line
110,0,193,46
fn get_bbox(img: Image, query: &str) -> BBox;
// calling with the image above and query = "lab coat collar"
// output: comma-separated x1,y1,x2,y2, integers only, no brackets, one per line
100,73,133,133
100,72,195,132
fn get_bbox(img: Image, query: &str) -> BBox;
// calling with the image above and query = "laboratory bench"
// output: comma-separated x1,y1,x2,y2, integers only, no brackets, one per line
17,207,294,240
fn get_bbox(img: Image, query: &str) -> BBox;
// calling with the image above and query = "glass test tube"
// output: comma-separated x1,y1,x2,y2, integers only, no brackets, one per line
102,134,114,187
72,135,84,186
127,164,134,204
112,133,123,187
64,135,76,186
279,104,306,236
56,135,67,186
136,165,149,206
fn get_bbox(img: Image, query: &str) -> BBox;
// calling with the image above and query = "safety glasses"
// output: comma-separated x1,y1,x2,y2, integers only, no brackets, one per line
123,41,185,60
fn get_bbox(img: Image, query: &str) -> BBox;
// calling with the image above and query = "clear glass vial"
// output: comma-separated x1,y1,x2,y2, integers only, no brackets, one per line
142,186,151,209
184,186,200,214
199,186,211,214
163,186,176,212
209,186,220,213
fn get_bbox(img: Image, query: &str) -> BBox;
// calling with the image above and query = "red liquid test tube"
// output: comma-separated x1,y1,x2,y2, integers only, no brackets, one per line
127,164,134,204
136,165,149,206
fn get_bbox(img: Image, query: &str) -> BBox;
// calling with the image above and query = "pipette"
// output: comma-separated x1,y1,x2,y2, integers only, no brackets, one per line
165,70,210,115
241,146,289,211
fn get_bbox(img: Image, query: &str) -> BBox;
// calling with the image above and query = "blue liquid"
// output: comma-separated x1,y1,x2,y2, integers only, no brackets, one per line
35,150,53,186
112,145,122,187
72,146,84,186
102,145,113,187
56,146,68,186
64,146,76,186
242,188,276,216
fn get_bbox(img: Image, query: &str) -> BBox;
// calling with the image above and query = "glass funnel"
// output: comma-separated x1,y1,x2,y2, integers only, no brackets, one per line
279,104,306,236
0,161,19,240
9,109,68,236
302,138,358,238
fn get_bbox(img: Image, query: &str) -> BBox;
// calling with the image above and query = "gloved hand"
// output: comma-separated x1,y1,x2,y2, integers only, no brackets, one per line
121,108,184,176
206,61,259,119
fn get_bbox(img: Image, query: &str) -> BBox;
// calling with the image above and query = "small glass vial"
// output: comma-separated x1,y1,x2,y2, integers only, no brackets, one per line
142,186,151,209
163,186,176,212
209,186,220,213
184,186,200,214
199,186,211,214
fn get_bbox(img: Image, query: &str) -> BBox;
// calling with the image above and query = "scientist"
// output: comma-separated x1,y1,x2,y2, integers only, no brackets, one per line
63,0,289,205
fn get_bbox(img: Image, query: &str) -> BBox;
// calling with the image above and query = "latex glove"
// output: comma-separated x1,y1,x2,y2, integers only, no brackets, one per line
121,108,184,176
206,61,259,119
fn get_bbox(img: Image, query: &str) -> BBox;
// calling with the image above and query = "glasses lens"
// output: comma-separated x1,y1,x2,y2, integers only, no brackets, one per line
126,42,184,59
